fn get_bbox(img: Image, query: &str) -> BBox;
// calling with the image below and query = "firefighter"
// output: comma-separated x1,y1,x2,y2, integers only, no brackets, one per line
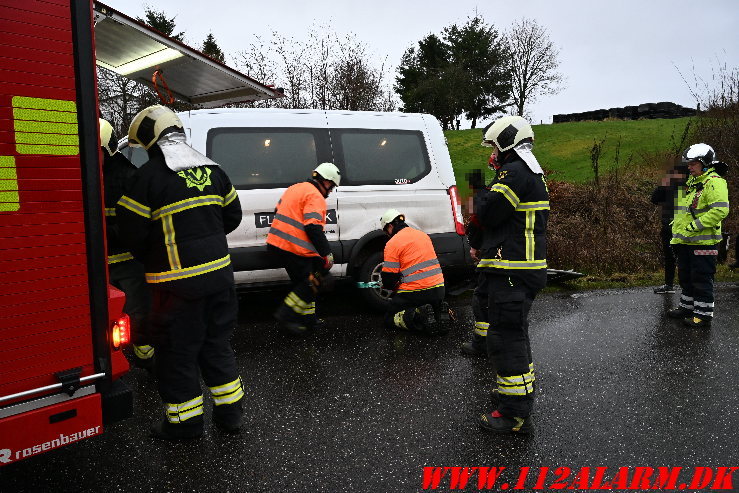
473,116,549,434
267,162,340,335
667,144,729,328
380,209,449,334
116,105,244,440
99,118,153,369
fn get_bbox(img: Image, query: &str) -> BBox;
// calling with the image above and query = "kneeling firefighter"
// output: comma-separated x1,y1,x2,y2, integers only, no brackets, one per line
116,105,245,440
267,163,341,335
473,116,549,434
99,119,153,369
380,209,449,334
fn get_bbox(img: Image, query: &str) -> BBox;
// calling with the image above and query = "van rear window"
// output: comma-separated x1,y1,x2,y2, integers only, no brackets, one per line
206,128,330,189
333,130,430,185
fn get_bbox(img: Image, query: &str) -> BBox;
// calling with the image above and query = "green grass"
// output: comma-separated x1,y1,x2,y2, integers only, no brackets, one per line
445,117,693,192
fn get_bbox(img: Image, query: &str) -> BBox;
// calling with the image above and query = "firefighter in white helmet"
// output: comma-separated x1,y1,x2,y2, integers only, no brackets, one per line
666,144,729,328
99,118,153,370
116,105,244,440
471,115,550,434
267,162,341,335
379,209,450,334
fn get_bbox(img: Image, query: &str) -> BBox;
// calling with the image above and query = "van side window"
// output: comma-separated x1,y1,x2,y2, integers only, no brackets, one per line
333,130,430,185
206,128,331,189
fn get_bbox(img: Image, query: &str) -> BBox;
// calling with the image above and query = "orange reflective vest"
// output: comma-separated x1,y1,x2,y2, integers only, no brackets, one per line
382,227,444,292
266,182,326,257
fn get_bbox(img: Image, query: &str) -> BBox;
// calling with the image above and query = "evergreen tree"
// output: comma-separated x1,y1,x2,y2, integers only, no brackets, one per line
202,33,226,63
136,8,184,41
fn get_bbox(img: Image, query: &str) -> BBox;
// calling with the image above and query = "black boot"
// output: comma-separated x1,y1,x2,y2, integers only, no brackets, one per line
414,305,439,334
461,333,486,356
667,307,692,319
213,400,243,434
683,315,712,328
479,410,532,434
150,418,203,440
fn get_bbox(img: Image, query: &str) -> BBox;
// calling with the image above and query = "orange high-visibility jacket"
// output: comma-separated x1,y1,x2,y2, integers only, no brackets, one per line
267,182,326,257
382,226,444,292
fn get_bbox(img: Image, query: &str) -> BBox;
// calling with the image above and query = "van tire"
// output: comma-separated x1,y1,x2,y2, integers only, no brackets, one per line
357,251,392,312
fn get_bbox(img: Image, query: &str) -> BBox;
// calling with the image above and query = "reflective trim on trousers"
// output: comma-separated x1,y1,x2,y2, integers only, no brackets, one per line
285,291,315,315
166,395,204,423
474,321,489,336
210,376,245,406
133,344,154,360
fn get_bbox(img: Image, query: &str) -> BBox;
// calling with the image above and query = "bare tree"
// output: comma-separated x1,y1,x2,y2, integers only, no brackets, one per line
506,18,564,117
235,23,396,112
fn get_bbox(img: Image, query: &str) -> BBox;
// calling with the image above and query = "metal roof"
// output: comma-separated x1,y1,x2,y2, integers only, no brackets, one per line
92,2,282,107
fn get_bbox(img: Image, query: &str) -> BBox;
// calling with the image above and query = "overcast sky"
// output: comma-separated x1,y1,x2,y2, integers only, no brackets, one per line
104,0,738,126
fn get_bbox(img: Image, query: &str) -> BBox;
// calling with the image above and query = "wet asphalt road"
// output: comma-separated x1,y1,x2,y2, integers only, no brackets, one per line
2,283,738,492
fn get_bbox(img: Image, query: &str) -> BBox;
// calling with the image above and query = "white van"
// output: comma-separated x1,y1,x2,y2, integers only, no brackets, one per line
121,108,472,310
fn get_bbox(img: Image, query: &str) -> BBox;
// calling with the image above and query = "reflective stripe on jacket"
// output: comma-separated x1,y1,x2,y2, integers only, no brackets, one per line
116,154,242,298
474,158,549,274
266,182,326,257
382,227,444,292
671,170,729,246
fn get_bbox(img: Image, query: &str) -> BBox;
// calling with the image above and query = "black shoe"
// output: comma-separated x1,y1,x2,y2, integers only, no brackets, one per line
479,410,531,434
150,419,203,440
274,311,310,336
461,341,486,356
653,284,676,294
308,318,327,331
133,356,155,372
683,316,712,328
667,307,692,319
213,400,243,435
415,304,438,334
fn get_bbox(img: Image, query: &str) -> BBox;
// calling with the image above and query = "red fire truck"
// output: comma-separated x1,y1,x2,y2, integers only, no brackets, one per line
0,1,278,465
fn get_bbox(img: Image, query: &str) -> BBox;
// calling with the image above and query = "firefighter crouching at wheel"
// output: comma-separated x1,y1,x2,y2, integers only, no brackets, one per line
100,119,153,370
116,105,245,440
667,144,729,328
380,209,450,335
472,116,549,434
267,163,340,335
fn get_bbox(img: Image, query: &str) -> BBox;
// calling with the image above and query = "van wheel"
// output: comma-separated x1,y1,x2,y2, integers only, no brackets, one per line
358,251,393,312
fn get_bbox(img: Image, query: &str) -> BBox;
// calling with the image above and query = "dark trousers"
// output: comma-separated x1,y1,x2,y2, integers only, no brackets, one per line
271,247,325,327
384,286,445,331
109,260,151,348
150,285,242,425
660,224,676,286
674,244,718,319
484,273,540,418
468,272,490,350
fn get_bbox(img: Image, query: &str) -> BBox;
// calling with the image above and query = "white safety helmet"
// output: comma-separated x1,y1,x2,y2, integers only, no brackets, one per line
313,162,341,187
380,208,404,231
682,143,715,168
99,118,118,156
481,115,534,152
128,105,184,150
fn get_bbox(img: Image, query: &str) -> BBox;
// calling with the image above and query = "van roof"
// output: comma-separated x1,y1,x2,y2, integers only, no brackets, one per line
182,108,429,119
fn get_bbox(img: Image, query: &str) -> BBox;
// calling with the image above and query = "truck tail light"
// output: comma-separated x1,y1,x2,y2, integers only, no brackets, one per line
448,185,465,235
112,315,130,349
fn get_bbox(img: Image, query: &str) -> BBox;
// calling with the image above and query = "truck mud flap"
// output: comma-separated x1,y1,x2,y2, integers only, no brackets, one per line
101,379,133,425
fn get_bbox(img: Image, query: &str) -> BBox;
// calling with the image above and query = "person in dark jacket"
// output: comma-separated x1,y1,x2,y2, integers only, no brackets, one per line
116,105,244,440
99,118,153,369
650,164,686,293
473,116,549,434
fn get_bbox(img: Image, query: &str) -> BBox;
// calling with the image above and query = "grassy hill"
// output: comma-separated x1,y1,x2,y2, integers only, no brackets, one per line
445,117,693,191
